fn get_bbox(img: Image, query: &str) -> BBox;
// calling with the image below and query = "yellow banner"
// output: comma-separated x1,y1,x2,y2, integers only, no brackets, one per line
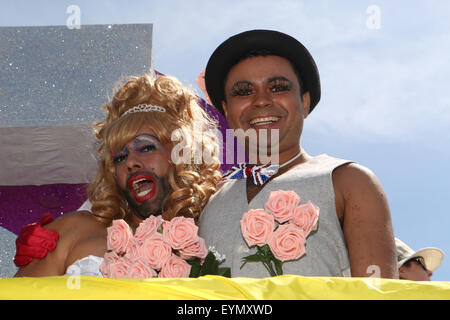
1,275,449,300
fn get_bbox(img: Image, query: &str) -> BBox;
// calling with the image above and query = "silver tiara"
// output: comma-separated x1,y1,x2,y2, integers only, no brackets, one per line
121,104,166,117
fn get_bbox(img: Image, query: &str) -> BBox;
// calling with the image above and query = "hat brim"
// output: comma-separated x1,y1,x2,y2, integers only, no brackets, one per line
205,29,321,116
398,247,444,273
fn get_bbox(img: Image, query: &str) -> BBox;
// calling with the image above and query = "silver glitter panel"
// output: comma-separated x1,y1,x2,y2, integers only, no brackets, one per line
0,227,18,277
0,24,153,127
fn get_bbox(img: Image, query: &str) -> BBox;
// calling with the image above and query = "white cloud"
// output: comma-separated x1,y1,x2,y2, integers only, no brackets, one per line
307,25,450,145
148,1,450,146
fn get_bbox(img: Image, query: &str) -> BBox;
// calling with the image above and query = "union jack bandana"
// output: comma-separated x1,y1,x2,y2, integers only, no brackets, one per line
222,163,280,186
222,151,304,186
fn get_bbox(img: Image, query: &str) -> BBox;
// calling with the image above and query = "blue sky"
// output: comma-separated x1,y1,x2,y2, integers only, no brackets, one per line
2,0,449,281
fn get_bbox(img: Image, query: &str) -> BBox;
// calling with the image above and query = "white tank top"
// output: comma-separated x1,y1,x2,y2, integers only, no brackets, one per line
199,154,352,278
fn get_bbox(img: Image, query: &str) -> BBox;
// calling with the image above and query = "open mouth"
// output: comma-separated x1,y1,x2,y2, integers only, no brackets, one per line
128,174,157,202
248,116,281,126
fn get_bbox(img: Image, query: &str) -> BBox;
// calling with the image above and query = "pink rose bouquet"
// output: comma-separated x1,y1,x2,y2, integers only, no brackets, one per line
240,190,319,276
101,215,230,278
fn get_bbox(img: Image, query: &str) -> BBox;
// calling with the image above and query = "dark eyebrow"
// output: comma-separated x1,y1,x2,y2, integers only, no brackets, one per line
267,76,293,84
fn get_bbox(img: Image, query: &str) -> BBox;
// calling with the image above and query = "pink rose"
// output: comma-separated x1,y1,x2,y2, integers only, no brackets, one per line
106,219,132,254
107,258,132,278
268,224,306,262
264,190,300,223
140,232,172,270
103,250,120,264
99,251,120,277
134,215,164,244
124,237,141,261
127,257,157,278
158,255,191,278
240,209,275,247
179,237,208,259
290,201,320,236
162,217,199,250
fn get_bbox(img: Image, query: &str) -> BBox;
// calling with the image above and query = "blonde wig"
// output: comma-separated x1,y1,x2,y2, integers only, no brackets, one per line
87,73,222,224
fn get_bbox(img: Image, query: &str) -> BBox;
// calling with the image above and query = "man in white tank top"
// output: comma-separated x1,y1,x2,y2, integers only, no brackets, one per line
199,30,398,278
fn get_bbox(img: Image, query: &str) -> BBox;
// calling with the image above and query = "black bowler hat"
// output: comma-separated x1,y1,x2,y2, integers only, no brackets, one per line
205,29,321,116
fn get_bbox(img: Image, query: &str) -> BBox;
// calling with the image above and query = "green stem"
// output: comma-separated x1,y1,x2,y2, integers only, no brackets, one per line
266,261,278,277
257,246,278,276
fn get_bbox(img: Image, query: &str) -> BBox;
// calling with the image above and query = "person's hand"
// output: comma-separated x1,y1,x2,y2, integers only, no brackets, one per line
14,214,59,267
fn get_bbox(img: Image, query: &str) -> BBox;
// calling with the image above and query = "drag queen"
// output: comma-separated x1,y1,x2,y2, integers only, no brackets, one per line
14,73,222,277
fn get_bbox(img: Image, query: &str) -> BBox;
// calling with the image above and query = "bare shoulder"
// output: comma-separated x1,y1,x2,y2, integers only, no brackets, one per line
15,211,109,277
332,162,381,192
47,210,110,258
332,162,388,212
332,162,387,224
45,210,110,234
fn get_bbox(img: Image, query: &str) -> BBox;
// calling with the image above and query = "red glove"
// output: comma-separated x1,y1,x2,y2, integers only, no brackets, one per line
14,214,59,267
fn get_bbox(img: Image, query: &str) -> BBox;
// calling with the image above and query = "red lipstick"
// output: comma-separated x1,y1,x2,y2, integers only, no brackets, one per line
128,174,157,203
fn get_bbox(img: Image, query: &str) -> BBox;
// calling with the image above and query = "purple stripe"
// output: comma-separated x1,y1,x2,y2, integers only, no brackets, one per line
0,184,88,235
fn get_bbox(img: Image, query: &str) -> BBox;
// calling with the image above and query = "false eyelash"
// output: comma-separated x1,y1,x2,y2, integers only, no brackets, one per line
111,153,128,164
270,79,293,91
230,82,253,96
133,144,156,153
110,145,129,160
